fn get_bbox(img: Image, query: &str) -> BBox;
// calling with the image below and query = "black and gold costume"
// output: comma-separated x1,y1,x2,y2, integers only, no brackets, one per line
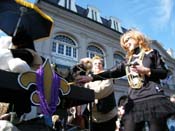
91,48,175,131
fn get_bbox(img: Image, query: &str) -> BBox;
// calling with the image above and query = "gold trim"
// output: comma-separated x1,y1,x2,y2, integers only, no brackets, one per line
125,49,145,89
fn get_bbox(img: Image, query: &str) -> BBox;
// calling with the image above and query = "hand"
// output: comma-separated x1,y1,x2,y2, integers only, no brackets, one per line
131,65,151,76
75,75,93,84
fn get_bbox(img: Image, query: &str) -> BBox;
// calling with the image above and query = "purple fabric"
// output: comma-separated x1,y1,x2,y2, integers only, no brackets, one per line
50,72,60,114
36,66,60,116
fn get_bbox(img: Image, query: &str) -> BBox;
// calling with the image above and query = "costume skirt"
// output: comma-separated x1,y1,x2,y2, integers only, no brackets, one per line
123,97,175,123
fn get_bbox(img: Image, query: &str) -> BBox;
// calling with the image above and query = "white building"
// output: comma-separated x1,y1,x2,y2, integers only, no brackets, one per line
35,0,175,102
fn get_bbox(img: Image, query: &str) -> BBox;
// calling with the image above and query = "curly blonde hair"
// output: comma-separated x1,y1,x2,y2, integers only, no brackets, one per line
120,29,151,58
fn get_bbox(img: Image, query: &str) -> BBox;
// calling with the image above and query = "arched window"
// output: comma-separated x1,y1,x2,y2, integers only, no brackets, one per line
87,45,104,58
52,35,77,60
113,53,124,65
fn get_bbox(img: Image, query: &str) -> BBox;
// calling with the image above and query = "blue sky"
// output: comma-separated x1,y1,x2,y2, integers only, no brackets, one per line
1,0,174,51
76,0,175,51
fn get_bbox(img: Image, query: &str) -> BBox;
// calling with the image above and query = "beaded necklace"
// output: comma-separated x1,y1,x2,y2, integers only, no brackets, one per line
125,49,145,89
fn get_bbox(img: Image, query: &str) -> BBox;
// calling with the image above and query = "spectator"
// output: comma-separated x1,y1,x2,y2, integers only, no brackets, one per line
84,56,117,131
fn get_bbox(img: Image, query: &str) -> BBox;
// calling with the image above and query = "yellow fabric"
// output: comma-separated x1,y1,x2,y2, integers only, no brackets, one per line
15,0,53,23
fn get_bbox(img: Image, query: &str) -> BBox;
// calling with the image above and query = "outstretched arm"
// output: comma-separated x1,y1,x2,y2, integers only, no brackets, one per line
76,61,126,83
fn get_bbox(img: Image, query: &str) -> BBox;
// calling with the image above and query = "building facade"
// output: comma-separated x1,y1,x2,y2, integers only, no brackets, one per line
35,0,175,102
